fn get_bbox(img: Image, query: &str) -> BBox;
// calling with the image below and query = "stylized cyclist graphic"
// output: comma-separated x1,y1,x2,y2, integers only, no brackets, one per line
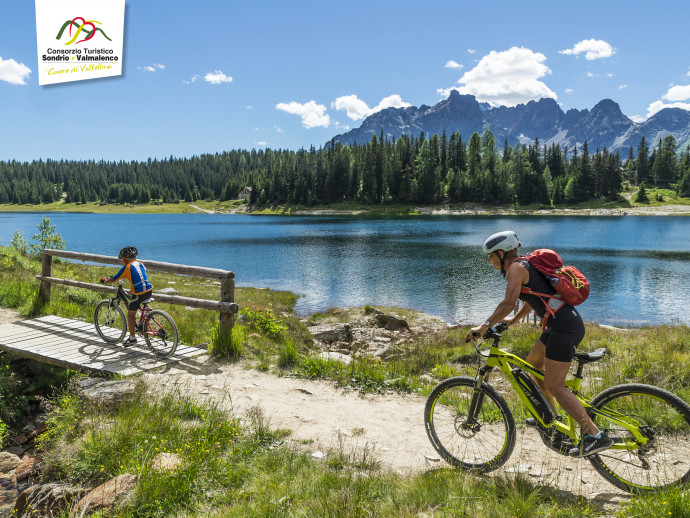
56,16,112,45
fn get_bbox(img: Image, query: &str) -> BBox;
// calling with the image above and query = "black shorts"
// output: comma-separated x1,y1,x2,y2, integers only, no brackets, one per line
539,306,585,363
127,291,152,312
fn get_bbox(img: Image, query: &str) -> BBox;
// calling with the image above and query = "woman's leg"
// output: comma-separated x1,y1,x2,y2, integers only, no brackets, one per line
543,359,599,436
525,340,557,412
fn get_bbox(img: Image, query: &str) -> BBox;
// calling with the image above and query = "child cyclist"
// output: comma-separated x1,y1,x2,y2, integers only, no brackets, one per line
100,246,153,346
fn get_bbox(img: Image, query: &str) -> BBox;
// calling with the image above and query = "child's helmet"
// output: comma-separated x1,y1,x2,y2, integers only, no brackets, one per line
482,231,520,255
118,246,138,259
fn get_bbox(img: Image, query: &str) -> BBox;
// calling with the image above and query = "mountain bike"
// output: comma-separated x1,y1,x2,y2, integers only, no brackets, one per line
93,281,179,358
424,322,690,493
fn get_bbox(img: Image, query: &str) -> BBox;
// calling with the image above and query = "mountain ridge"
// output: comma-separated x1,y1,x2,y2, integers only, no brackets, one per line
330,92,690,153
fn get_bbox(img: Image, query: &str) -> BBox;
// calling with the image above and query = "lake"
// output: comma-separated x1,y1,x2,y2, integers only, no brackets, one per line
1,212,689,327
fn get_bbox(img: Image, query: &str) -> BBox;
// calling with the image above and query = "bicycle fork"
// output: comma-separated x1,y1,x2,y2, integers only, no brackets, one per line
465,366,493,429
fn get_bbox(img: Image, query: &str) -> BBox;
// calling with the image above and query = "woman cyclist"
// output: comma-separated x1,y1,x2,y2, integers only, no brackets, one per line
464,230,612,457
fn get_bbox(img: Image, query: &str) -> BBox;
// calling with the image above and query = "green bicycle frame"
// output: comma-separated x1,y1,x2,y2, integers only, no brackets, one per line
473,339,648,451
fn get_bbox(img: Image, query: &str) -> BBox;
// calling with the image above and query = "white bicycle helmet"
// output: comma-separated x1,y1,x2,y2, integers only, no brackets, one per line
482,231,520,255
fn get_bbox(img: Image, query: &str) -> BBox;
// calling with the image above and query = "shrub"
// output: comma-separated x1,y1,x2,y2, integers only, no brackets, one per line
30,216,66,259
9,231,28,255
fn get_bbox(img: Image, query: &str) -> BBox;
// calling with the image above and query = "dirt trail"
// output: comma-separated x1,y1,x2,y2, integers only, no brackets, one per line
142,356,629,510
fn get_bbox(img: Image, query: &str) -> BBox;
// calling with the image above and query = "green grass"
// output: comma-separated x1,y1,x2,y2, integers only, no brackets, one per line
35,383,601,518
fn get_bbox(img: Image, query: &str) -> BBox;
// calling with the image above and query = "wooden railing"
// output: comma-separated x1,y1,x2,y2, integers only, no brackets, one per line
36,249,238,336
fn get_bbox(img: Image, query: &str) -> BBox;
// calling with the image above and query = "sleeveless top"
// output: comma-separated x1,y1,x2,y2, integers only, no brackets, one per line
515,258,556,319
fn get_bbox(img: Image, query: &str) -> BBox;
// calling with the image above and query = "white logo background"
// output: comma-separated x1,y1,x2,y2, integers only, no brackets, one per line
35,0,125,85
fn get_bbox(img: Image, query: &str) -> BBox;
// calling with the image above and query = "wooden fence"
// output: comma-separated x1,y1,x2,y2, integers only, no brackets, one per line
36,249,238,336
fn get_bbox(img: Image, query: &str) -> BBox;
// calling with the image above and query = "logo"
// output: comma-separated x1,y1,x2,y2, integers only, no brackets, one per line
56,17,112,45
35,0,125,85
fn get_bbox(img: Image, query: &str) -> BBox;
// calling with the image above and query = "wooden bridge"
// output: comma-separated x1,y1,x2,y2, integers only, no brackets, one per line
0,315,205,376
0,249,239,375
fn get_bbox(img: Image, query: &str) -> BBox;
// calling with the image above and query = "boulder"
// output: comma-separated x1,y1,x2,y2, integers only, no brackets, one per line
0,453,21,474
74,474,138,514
14,456,45,481
14,483,88,518
317,352,352,365
375,314,410,331
81,380,137,408
308,323,352,343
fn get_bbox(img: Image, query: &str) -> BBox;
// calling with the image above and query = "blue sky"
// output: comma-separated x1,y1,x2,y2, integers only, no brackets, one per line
1,0,690,162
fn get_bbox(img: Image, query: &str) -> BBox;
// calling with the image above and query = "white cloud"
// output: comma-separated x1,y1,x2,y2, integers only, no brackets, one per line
139,63,165,72
437,46,557,107
204,70,233,84
332,94,411,120
182,74,201,84
0,56,31,85
246,105,253,110
257,141,267,146
619,84,628,89
564,88,574,94
643,84,690,119
662,85,690,102
586,72,597,78
444,60,463,69
559,39,616,60
646,100,690,119
629,114,645,123
607,73,613,77
467,49,477,54
274,125,284,133
276,100,330,129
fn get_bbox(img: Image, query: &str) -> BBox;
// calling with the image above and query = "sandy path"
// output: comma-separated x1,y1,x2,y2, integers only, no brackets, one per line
142,356,629,510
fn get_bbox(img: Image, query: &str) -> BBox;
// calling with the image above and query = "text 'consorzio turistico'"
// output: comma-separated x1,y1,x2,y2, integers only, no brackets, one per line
42,48,119,62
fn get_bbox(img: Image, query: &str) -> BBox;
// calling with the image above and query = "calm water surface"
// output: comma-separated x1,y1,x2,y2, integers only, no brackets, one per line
1,213,689,326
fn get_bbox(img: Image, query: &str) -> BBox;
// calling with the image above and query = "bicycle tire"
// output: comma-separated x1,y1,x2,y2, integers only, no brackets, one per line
424,376,516,473
94,300,127,344
143,309,179,357
588,383,690,493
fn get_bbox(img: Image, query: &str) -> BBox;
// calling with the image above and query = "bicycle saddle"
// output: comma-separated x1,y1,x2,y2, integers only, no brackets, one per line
573,348,606,364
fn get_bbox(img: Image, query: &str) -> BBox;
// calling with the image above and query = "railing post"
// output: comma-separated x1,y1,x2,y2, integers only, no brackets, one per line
39,251,53,305
219,272,235,337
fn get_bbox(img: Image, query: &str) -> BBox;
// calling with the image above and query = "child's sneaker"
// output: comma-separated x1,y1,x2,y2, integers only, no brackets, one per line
568,431,613,457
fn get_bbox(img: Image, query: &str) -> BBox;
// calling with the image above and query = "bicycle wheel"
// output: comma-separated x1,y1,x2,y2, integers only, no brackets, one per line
424,376,516,472
94,300,127,344
143,309,179,357
588,383,690,493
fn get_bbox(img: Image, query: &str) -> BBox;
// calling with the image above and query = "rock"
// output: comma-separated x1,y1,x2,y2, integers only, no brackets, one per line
11,435,27,447
4,448,22,457
375,314,410,331
157,287,180,295
73,378,106,394
366,344,395,359
14,456,45,481
151,453,182,473
75,474,138,514
14,483,88,518
311,451,324,459
0,503,14,518
505,464,532,474
26,423,47,440
317,352,352,365
81,380,137,408
0,453,21,474
309,323,352,343
424,454,441,462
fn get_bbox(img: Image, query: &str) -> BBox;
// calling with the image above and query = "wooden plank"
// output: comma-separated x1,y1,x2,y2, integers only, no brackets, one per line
43,249,233,279
34,277,239,313
0,317,205,375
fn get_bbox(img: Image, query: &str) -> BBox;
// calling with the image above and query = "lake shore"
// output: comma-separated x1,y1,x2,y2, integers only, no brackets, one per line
2,199,690,216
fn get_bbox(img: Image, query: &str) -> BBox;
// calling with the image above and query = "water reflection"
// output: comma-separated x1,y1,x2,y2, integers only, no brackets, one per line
0,213,688,326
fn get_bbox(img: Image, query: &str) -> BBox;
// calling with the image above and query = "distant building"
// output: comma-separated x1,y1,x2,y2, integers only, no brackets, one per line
237,186,253,200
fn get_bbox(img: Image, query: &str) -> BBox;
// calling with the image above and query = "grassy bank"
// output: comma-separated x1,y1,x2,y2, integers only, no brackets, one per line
2,247,690,516
1,185,690,216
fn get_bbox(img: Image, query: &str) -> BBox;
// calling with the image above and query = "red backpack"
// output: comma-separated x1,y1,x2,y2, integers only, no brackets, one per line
519,249,590,313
